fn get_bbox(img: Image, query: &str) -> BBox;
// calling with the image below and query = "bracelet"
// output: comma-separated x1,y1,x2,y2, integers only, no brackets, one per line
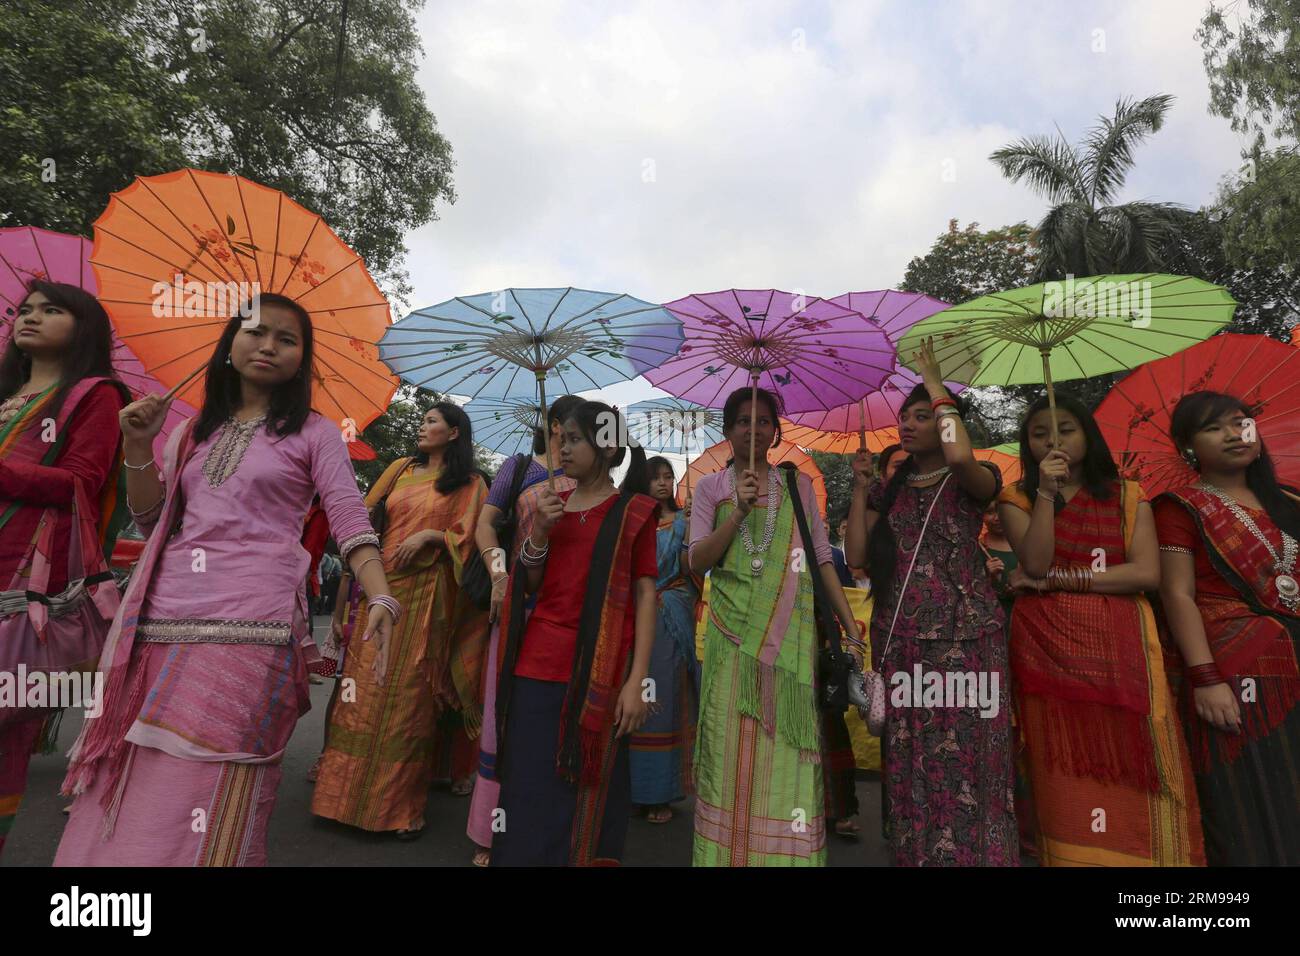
519,537,549,567
1036,488,1057,501
368,593,401,624
936,408,961,420
1160,545,1194,555
354,555,383,576
123,456,156,471
1186,662,1226,688
1046,565,1092,592
126,493,164,520
930,397,957,411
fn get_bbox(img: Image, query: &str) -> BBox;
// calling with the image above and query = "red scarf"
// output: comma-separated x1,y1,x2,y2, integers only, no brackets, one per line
1157,486,1300,769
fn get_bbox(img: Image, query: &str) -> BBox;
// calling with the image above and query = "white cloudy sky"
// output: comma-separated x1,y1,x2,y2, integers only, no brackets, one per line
402,0,1248,415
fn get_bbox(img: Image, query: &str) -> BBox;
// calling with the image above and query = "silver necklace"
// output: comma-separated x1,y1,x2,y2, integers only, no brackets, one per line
907,465,950,483
730,467,780,575
1198,481,1299,610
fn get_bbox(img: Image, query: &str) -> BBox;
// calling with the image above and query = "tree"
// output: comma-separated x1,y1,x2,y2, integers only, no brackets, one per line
900,220,1038,305
990,95,1190,281
1213,147,1300,271
0,0,454,307
1198,0,1300,150
1164,207,1299,341
354,386,501,492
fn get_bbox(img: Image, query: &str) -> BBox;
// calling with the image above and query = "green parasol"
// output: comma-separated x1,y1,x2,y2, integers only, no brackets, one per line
896,273,1237,442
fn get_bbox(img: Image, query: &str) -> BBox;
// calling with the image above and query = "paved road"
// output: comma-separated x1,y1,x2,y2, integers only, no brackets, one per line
4,618,890,867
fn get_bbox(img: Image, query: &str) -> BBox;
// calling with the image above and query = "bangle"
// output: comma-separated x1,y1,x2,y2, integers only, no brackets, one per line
1186,662,1225,688
936,408,961,420
123,456,156,471
930,397,957,411
1046,565,1092,592
520,537,549,567
1036,488,1057,502
354,555,383,576
368,593,401,624
126,493,164,520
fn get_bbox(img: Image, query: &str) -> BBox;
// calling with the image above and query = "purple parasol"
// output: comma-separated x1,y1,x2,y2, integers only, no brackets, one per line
786,290,964,440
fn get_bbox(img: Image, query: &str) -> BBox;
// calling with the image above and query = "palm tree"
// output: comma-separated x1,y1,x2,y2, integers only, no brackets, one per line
991,94,1191,281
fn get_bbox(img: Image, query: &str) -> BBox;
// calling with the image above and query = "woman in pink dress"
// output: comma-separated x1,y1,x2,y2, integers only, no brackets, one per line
55,293,396,866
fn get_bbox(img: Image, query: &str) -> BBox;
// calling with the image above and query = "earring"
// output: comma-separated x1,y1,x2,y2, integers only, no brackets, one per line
225,355,233,366
1182,448,1199,469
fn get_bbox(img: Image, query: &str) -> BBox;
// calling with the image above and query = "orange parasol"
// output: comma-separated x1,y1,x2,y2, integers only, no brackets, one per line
90,168,397,431
973,443,1023,488
781,420,899,456
676,438,826,515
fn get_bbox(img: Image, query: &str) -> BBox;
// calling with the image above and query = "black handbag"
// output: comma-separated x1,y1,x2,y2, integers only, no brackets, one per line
781,464,858,712
460,453,532,610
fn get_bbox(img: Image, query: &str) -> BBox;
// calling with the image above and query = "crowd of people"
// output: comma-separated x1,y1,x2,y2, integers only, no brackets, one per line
0,278,1296,867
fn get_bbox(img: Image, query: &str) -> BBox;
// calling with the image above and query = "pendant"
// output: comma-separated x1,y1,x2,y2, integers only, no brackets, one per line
750,557,764,575
1276,573,1298,603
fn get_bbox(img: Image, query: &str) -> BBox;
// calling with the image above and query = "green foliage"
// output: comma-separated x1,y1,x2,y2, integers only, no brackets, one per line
900,220,1038,305
1198,0,1300,149
1213,147,1300,271
1164,207,1299,341
990,95,1192,281
0,0,454,307
808,449,853,532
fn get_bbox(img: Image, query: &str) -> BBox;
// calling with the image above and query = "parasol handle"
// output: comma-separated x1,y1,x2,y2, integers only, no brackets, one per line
1040,348,1060,447
748,371,760,472
163,362,206,403
536,370,555,491
683,449,691,502
857,397,867,452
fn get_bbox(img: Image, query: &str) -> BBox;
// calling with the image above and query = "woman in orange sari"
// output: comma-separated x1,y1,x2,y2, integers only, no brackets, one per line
311,403,488,839
997,394,1203,866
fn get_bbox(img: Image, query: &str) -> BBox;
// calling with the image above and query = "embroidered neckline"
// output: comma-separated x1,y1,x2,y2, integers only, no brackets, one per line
202,415,267,488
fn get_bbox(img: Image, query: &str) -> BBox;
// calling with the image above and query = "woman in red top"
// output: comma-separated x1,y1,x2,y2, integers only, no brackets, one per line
0,281,127,858
491,400,659,866
1155,391,1300,865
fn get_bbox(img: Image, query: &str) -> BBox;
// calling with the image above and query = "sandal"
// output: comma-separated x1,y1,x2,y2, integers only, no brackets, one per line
834,818,861,839
647,805,673,824
450,777,474,797
472,848,491,867
395,825,425,842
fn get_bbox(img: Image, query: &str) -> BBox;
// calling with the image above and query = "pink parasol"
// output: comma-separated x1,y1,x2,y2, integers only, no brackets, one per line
0,226,196,457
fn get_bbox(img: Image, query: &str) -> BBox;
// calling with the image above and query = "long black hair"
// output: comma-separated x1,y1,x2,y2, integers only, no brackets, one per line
1017,393,1118,500
194,293,314,443
867,382,963,603
533,393,583,455
1170,390,1300,540
646,454,679,511
0,279,124,420
565,400,648,495
877,442,904,477
413,400,476,494
722,385,783,448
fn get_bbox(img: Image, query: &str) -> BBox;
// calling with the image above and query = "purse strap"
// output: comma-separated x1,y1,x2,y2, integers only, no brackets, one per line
879,473,951,663
782,464,843,653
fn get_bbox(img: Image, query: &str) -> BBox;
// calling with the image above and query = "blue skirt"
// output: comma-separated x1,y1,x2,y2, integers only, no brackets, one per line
491,676,632,866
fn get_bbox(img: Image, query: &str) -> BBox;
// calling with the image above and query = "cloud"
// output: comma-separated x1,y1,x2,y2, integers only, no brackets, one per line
398,0,1242,414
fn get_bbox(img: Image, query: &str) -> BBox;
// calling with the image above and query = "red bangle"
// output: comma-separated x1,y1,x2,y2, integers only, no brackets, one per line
930,397,957,411
1186,663,1225,687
